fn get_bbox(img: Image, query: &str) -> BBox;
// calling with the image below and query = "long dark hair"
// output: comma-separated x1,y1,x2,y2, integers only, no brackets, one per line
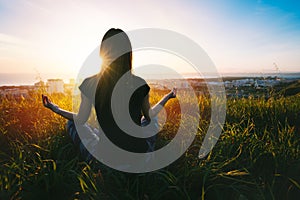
95,29,149,152
96,28,132,111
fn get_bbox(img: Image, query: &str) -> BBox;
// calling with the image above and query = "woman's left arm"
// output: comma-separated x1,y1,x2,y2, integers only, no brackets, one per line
141,88,176,120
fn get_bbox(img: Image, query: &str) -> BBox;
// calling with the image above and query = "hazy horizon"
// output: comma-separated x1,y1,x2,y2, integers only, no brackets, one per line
1,71,300,86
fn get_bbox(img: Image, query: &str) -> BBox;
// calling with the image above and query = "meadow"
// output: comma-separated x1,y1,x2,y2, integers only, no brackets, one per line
0,85,299,200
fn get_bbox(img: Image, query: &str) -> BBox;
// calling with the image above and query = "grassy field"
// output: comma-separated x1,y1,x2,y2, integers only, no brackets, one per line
0,87,299,200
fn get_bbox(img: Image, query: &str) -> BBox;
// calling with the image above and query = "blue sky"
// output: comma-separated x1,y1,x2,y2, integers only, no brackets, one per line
0,0,299,78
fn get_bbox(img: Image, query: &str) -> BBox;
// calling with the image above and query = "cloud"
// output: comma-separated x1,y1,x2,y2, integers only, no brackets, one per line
22,0,51,14
0,33,29,47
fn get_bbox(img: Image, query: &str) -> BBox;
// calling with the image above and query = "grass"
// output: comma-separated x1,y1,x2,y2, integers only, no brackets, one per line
0,88,299,199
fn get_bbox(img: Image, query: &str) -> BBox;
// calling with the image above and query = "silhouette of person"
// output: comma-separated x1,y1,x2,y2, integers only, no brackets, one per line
42,28,176,161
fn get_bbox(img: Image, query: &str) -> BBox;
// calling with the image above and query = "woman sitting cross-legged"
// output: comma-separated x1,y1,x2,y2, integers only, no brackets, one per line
42,28,176,161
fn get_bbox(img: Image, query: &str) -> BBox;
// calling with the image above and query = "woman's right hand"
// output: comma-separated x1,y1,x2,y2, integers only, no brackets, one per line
42,94,59,112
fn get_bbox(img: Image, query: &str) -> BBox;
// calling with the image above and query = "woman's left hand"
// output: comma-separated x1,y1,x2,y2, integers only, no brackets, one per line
168,88,177,99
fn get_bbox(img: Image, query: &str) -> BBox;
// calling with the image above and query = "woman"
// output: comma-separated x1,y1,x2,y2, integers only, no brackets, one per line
42,28,176,160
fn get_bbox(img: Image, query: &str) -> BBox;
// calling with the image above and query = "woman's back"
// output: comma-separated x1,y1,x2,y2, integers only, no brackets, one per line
95,74,150,152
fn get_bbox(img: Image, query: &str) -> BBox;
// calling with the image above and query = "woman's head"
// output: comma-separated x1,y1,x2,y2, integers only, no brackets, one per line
96,28,133,110
100,28,132,76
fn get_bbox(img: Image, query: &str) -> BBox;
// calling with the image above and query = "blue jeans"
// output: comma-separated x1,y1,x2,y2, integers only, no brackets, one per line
141,117,157,152
66,117,158,161
66,121,98,161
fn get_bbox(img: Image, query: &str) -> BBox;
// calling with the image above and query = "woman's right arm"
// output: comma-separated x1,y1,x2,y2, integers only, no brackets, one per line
42,93,92,124
142,88,176,120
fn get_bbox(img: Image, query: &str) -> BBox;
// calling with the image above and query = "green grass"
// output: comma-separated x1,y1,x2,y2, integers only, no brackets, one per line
0,90,299,200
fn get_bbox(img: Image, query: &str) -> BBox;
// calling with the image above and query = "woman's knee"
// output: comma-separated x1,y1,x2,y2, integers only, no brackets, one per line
66,120,74,131
141,116,158,126
65,120,81,145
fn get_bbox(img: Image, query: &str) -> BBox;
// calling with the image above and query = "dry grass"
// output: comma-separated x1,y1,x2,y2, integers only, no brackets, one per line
0,89,299,199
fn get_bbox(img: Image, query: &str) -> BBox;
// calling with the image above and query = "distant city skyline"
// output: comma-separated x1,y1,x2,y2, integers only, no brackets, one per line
1,71,300,87
0,0,300,80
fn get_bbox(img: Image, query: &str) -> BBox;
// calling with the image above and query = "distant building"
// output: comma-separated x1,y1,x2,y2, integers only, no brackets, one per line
47,79,64,94
0,87,29,98
34,81,45,87
34,80,45,92
224,81,233,88
68,79,74,85
156,79,190,89
148,83,167,90
64,79,76,94
254,80,265,88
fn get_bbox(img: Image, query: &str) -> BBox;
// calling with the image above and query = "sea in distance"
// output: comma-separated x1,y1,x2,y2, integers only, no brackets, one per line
1,72,300,86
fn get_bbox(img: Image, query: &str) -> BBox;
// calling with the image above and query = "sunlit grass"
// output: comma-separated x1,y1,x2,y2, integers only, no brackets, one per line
0,90,299,199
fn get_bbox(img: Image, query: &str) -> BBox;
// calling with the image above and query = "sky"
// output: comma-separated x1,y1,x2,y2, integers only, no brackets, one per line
0,0,300,81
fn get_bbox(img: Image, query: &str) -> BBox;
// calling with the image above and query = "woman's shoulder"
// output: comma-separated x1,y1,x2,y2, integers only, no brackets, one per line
131,75,150,94
83,74,100,83
131,74,148,84
79,74,100,99
81,74,100,87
